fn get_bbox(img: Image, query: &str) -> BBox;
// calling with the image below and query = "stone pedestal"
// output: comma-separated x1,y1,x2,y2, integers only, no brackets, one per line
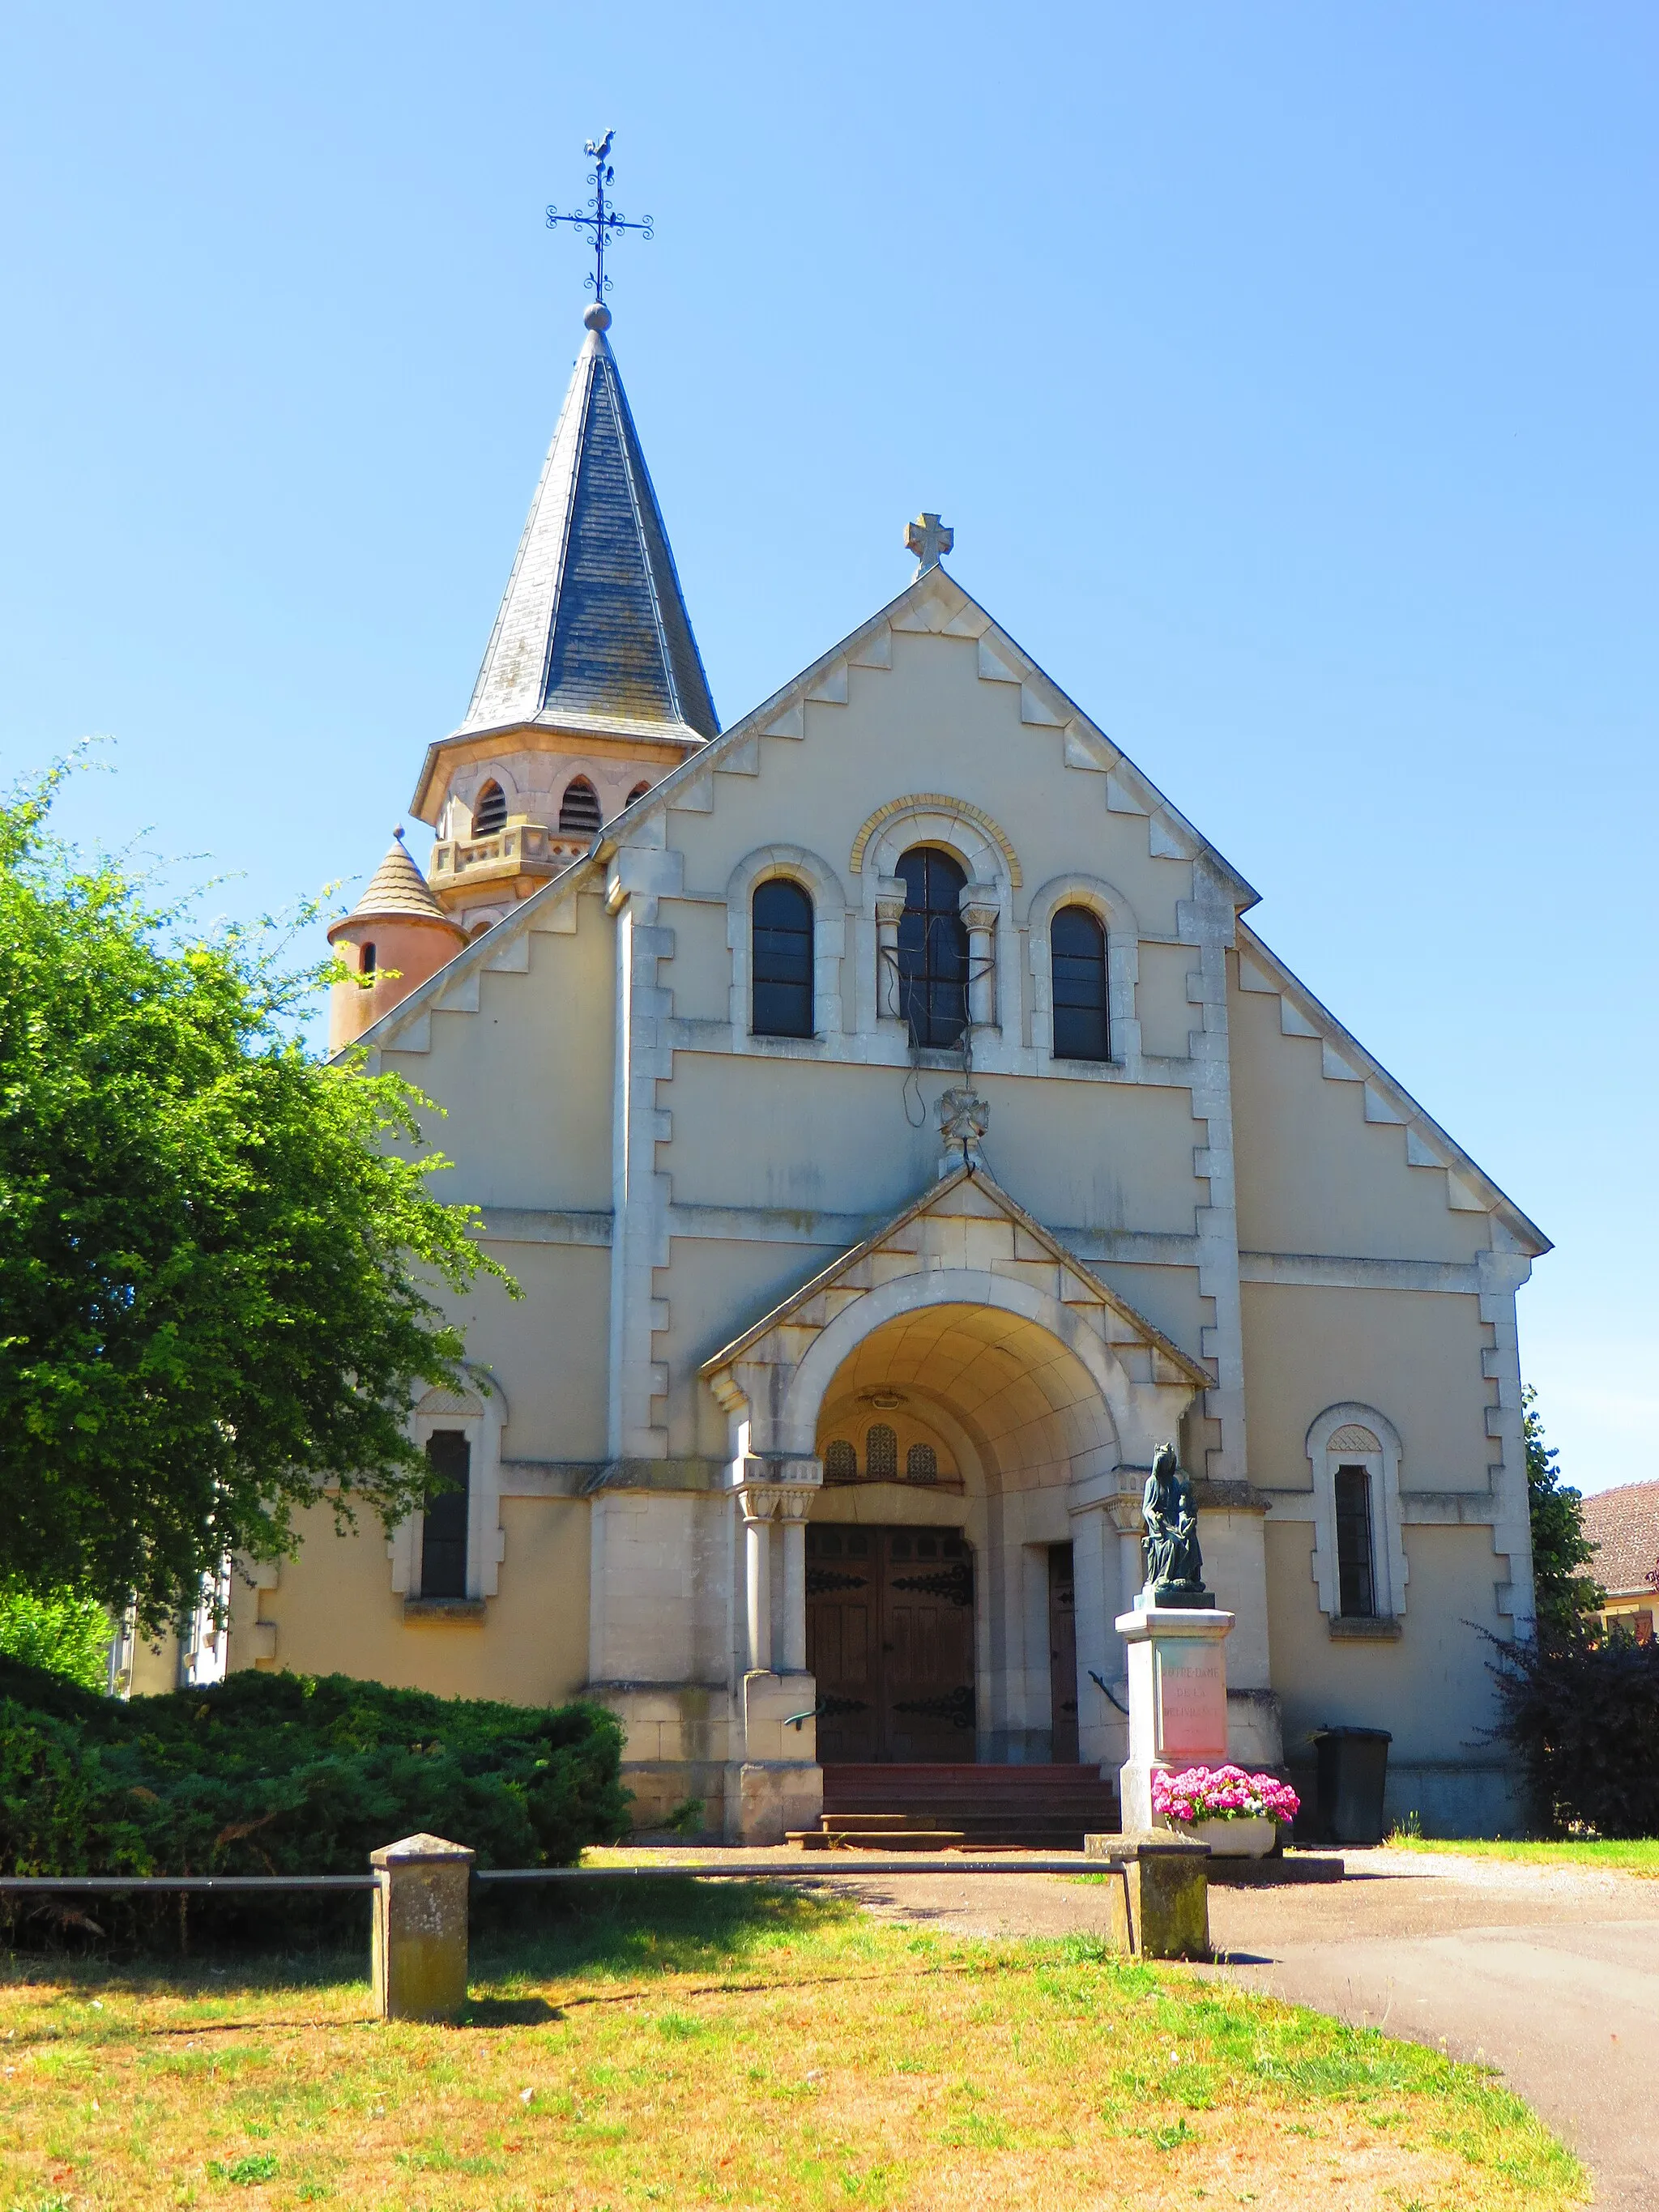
1085,1831,1212,1959
370,1832,474,2022
1115,1601,1235,1834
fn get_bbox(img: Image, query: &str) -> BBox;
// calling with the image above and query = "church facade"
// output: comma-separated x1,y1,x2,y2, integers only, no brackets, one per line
227,300,1549,1841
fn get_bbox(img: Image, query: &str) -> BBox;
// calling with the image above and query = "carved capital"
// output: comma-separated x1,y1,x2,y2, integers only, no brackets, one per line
1103,1490,1145,1536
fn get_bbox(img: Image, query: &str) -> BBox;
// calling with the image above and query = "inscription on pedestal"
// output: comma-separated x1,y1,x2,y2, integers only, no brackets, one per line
1154,1640,1228,1759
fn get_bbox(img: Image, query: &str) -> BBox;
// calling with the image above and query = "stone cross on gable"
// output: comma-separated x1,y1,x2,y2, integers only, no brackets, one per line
905,512,954,571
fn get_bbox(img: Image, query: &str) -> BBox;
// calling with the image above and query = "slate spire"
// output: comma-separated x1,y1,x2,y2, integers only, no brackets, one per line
460,304,717,745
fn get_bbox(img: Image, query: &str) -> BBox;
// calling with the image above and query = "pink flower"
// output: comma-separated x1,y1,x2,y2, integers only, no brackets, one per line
1151,1765,1301,1825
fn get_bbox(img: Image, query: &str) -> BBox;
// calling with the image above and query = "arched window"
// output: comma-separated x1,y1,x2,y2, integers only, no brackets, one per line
628,780,651,804
1333,1465,1377,1617
1051,905,1109,1061
751,877,814,1038
865,1424,898,1480
823,1438,857,1485
906,1442,938,1485
472,781,507,836
559,778,602,834
420,1430,471,1600
896,846,968,1049
360,942,377,976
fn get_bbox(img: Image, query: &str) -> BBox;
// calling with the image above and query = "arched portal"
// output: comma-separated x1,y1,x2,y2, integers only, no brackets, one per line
806,1302,1120,1765
699,1166,1210,1826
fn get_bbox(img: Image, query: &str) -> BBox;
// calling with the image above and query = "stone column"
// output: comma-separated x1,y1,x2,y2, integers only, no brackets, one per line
961,885,1000,1031
369,1832,475,2022
743,1504,773,1673
875,878,906,1022
1105,1490,1147,1672
727,1460,824,1844
778,1508,808,1673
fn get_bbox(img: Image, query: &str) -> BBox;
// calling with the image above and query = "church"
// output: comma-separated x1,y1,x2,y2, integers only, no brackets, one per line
224,290,1549,1843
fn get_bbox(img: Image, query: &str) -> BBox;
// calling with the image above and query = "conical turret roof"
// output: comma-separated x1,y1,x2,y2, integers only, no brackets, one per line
458,309,718,745
332,834,458,931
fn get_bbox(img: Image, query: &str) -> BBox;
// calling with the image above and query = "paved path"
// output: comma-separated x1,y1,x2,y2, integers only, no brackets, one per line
782,1847,1659,2211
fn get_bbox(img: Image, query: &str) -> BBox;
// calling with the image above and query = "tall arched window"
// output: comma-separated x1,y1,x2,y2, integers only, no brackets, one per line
896,846,968,1049
472,781,507,835
559,778,602,834
627,780,651,804
420,1430,471,1600
751,878,814,1038
1051,905,1109,1061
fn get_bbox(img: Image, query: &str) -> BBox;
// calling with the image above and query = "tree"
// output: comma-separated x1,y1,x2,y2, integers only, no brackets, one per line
0,761,514,1625
1523,1385,1602,1644
0,1583,111,1691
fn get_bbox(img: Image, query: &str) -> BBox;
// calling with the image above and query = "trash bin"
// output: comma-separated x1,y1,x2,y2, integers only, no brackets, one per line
1311,1726,1392,1844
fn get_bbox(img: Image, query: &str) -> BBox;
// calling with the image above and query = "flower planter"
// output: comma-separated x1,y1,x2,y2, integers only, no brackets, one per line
1174,1813,1276,1858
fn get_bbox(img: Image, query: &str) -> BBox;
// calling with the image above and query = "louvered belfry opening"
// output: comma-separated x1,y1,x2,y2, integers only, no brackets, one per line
472,781,508,836
558,778,603,834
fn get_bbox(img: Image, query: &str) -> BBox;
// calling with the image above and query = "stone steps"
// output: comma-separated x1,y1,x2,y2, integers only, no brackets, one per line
820,1762,1121,1851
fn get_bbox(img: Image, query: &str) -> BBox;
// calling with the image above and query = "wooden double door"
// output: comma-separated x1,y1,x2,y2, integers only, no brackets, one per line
805,1524,975,1762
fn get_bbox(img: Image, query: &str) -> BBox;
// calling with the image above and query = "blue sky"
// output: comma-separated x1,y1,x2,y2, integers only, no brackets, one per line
2,2,1653,1494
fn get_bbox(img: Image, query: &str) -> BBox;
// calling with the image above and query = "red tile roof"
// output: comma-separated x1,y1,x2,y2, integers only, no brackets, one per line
1580,1481,1659,1599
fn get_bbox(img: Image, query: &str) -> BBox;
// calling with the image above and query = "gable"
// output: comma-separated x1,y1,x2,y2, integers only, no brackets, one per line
600,565,1258,915
1231,926,1548,1259
702,1164,1209,1391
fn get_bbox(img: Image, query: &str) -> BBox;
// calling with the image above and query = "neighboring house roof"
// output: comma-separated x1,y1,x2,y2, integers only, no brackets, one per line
454,308,718,752
1580,1481,1659,1600
331,833,456,930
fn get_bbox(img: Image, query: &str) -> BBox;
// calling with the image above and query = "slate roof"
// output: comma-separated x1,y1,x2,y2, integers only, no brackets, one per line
334,834,454,928
458,311,718,747
1580,1481,1659,1599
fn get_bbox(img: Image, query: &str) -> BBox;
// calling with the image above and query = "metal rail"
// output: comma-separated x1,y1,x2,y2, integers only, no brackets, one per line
2,1856,1119,1896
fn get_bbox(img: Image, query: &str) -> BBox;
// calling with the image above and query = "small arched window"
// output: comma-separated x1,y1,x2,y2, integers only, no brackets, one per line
823,1438,857,1485
559,778,603,834
627,780,651,805
751,877,814,1038
865,1424,898,1481
472,782,508,836
906,1442,938,1485
896,846,968,1049
1051,906,1109,1061
360,942,377,976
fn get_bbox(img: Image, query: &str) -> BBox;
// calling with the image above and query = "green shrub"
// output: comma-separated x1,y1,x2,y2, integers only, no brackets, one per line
0,1660,628,1944
0,1585,111,1691
1489,1629,1659,1838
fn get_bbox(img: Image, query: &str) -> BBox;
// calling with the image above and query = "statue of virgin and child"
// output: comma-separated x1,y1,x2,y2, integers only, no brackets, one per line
1139,1442,1212,1607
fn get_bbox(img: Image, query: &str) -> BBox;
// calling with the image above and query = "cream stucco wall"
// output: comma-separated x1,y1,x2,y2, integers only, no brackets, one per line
1241,1281,1495,1493
241,1495,591,1706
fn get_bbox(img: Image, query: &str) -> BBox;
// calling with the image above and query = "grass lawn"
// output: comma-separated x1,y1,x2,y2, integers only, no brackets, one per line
0,1880,1584,2211
1387,1835,1659,1877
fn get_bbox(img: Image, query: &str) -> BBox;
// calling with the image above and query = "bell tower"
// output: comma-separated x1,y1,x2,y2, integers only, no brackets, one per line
405,296,716,940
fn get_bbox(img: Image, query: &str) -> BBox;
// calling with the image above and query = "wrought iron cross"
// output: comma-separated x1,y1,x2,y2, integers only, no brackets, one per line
547,130,653,303
906,512,954,570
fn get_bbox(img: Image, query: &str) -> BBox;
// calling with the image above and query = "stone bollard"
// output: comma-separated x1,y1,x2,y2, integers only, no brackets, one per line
1085,1832,1211,1960
370,1833,475,2022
